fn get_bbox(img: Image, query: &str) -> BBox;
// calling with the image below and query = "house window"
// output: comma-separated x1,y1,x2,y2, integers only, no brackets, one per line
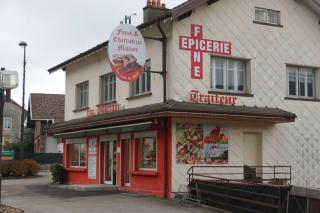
287,66,315,98
4,117,12,130
100,73,116,103
136,137,157,170
131,60,151,96
70,143,86,167
76,81,89,109
211,57,246,93
255,7,281,25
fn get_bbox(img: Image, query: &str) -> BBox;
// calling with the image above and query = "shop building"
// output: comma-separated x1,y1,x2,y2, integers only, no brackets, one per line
47,0,320,198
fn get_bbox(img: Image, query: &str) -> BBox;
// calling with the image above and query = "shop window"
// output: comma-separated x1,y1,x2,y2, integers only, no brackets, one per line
135,136,157,170
254,7,281,26
287,66,315,98
3,117,12,130
100,73,116,103
76,81,89,109
70,143,87,167
130,60,151,97
211,57,246,93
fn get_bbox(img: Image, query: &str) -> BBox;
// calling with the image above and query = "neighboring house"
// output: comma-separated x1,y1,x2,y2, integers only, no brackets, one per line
47,0,320,198
3,98,27,149
28,93,64,153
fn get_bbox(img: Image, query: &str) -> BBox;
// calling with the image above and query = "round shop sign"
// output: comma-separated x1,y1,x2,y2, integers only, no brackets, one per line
108,24,146,82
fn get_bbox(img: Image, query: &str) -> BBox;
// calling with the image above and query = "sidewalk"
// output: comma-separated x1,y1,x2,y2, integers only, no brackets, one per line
2,172,215,213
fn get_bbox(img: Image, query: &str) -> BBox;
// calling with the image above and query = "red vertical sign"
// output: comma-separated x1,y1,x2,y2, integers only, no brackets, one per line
191,25,203,79
179,24,232,80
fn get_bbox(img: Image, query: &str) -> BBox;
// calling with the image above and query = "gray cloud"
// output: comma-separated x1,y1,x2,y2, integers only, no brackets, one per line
0,0,184,107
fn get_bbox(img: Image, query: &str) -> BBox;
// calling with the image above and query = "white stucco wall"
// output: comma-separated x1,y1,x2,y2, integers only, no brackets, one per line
64,27,165,120
169,0,320,190
62,0,320,190
45,136,60,153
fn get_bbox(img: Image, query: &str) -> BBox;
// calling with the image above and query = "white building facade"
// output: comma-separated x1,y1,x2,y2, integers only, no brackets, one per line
48,0,320,197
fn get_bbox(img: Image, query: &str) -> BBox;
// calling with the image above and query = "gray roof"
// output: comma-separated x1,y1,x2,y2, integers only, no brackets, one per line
29,93,65,123
46,100,296,134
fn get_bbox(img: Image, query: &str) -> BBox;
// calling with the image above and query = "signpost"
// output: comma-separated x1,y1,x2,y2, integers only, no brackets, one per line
108,24,146,82
1,150,15,161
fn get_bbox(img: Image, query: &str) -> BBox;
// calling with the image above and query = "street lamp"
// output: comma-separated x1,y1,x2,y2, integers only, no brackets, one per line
0,68,18,207
19,41,27,160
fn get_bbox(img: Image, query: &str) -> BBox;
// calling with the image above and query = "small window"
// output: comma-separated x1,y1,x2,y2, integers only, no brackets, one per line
70,143,87,167
287,66,315,98
211,57,246,93
130,60,151,97
136,137,157,170
76,81,89,109
4,117,12,130
100,73,116,103
255,7,281,25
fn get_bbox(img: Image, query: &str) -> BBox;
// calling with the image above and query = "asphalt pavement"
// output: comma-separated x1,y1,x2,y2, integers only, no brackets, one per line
2,172,214,213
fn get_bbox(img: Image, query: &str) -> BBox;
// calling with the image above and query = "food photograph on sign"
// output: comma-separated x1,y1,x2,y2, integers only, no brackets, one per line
176,123,229,164
203,125,228,164
108,24,146,82
176,123,204,164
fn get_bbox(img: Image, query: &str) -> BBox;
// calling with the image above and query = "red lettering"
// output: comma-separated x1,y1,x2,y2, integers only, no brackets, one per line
189,90,236,106
180,25,232,80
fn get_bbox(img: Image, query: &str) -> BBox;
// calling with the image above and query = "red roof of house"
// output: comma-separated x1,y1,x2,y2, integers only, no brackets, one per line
29,93,65,123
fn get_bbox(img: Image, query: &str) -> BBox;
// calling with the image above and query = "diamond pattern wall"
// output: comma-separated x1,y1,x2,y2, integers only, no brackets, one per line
168,0,320,191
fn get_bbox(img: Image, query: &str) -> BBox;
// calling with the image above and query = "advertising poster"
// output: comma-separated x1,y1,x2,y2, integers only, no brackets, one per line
203,125,228,164
176,123,228,164
88,155,97,179
176,123,204,164
88,138,97,155
88,138,97,179
108,24,146,82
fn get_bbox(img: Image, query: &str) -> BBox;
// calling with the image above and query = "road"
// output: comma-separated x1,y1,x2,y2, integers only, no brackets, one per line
2,172,214,213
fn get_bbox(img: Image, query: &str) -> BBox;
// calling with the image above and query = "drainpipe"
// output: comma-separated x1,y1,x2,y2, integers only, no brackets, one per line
157,22,169,199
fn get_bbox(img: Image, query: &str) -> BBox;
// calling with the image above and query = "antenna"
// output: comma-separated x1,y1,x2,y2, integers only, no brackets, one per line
121,13,137,24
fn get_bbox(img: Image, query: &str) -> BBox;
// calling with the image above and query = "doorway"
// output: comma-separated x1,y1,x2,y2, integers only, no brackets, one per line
243,133,262,180
121,138,131,187
104,140,117,185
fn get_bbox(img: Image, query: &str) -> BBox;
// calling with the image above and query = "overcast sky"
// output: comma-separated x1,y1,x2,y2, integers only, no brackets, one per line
0,0,185,107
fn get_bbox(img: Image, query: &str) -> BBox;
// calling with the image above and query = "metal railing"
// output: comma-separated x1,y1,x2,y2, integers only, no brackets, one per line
187,165,291,186
185,165,292,212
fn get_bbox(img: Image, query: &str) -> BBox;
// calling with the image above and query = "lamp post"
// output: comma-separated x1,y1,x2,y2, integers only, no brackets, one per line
0,68,18,207
19,41,27,160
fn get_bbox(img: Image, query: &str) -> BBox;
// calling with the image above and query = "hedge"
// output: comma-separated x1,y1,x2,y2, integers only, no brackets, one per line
1,160,40,177
50,164,67,184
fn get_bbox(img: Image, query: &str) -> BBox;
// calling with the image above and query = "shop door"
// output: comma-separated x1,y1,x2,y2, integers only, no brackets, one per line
104,141,117,185
243,133,262,179
121,139,131,187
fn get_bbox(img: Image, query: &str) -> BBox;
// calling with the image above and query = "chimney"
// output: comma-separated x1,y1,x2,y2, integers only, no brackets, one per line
143,0,169,23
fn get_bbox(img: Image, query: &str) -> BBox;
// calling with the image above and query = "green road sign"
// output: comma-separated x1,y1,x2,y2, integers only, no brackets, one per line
2,150,15,156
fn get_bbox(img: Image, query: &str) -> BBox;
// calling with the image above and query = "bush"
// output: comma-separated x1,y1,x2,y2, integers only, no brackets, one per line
50,164,67,184
24,160,40,176
1,160,40,177
1,161,11,176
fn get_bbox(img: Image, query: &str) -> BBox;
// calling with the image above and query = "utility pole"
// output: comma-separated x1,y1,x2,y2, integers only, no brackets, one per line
0,67,5,207
19,41,27,160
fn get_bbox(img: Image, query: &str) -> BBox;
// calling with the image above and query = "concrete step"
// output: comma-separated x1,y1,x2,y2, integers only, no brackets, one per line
52,184,118,192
